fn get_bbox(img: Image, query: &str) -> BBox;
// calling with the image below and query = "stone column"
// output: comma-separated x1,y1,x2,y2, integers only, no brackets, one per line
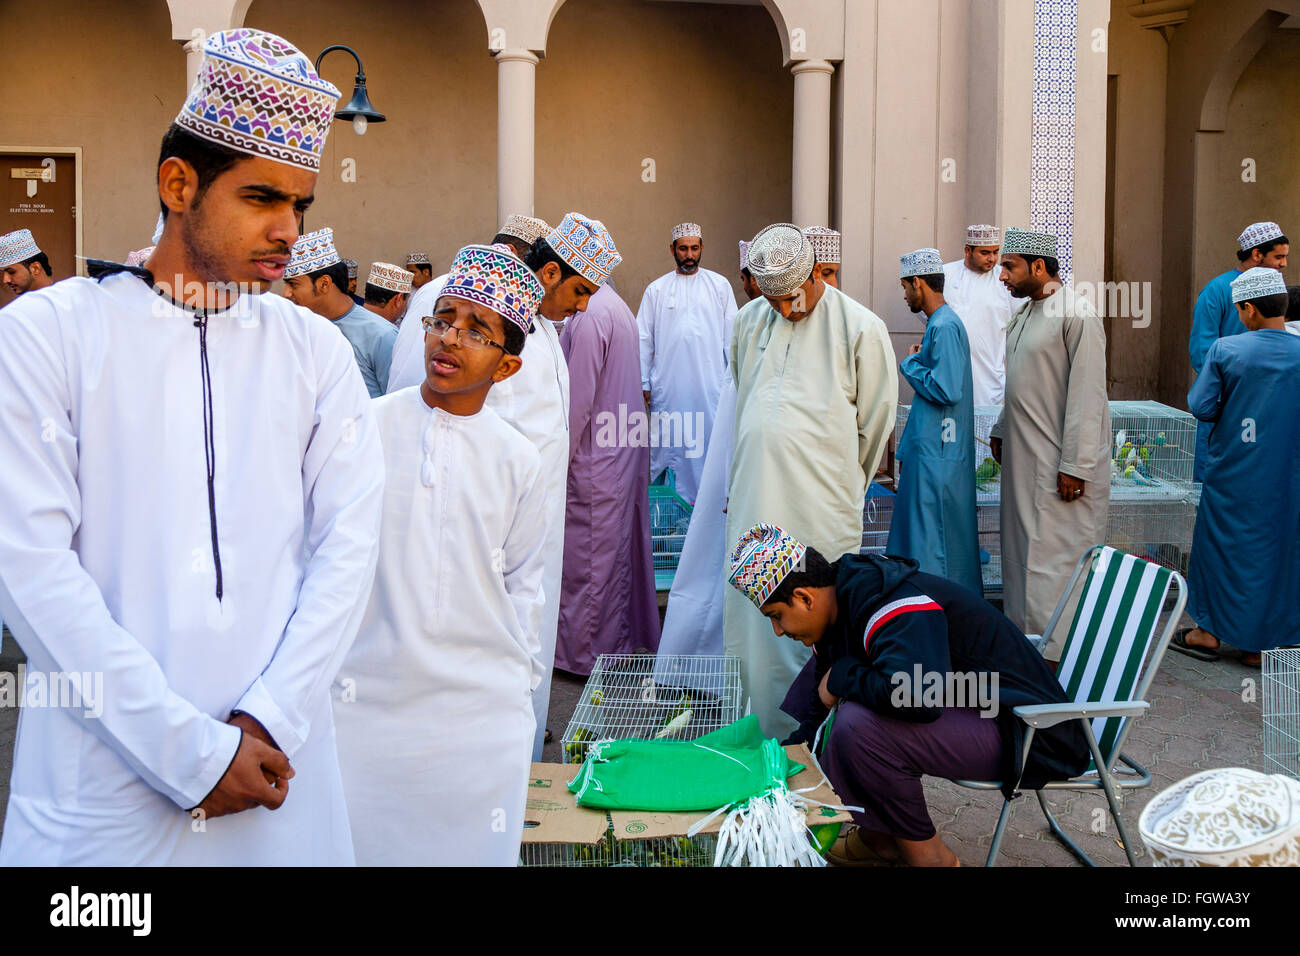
791,58,834,226
495,48,539,225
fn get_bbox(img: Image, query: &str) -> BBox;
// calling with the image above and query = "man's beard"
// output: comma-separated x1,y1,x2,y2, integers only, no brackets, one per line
181,201,234,290
676,258,698,273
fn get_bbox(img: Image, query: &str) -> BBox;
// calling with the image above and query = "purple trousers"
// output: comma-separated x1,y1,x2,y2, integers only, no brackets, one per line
821,701,1002,841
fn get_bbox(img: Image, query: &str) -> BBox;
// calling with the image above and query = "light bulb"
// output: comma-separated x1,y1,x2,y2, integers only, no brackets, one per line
352,114,368,136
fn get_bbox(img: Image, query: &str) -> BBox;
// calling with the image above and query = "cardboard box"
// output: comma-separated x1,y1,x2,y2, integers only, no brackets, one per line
520,744,852,867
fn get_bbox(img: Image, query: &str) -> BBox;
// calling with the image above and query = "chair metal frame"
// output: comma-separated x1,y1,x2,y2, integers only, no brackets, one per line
953,545,1187,866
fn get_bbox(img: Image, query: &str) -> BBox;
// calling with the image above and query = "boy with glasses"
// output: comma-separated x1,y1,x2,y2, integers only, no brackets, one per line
332,244,549,865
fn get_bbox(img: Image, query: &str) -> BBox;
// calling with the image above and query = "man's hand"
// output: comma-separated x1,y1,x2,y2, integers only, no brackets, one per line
193,730,294,820
907,343,922,356
990,436,1002,465
818,671,838,709
229,711,280,784
1057,473,1085,502
642,389,651,409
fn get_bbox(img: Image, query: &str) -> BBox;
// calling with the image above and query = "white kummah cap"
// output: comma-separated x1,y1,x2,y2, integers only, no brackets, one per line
965,224,1000,247
125,246,155,267
1002,227,1058,259
285,227,341,279
0,228,41,268
366,261,413,294
498,214,551,247
1238,221,1285,251
546,212,622,287
746,223,815,297
1140,768,1300,867
175,28,340,172
343,258,358,279
802,226,841,264
738,240,751,272
672,222,702,242
728,523,808,610
900,248,945,278
1231,266,1287,303
406,251,431,267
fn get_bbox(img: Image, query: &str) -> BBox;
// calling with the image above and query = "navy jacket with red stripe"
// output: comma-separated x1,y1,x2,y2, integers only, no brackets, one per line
783,554,1089,794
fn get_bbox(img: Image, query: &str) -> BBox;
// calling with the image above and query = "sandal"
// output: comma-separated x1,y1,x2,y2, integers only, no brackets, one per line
1170,627,1219,661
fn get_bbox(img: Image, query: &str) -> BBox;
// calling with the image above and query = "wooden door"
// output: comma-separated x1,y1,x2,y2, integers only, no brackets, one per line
2,153,77,307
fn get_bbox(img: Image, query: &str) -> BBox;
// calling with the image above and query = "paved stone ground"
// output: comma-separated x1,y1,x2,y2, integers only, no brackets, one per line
0,603,1274,865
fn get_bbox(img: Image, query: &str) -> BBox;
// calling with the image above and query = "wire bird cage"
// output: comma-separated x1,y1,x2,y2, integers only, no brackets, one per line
649,485,692,592
561,654,743,764
860,482,895,554
519,826,720,867
1109,400,1197,487
1263,648,1300,782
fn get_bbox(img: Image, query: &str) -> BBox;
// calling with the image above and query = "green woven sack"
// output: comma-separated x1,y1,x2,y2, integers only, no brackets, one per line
566,715,805,812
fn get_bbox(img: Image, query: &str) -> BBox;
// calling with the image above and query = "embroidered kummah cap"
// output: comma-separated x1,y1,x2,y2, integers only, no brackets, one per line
125,246,155,267
965,224,1000,246
747,223,815,297
738,240,751,271
546,212,622,287
802,226,842,264
498,214,551,247
285,227,341,279
900,248,945,278
671,222,702,242
175,28,340,172
406,251,431,267
728,523,808,609
1002,227,1058,260
1231,266,1288,303
1238,221,1285,251
439,243,544,335
0,228,41,268
1139,768,1300,867
366,262,413,294
343,258,358,279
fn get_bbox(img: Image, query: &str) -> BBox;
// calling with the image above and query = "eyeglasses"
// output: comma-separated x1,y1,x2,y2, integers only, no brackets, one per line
421,316,505,351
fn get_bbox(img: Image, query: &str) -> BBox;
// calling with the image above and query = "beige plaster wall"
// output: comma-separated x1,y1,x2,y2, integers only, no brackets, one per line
536,0,792,308
0,0,182,266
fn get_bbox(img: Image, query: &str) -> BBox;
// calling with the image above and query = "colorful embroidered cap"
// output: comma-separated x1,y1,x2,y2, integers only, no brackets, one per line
738,240,751,272
406,251,431,267
672,222,702,242
366,262,413,294
0,229,41,268
546,212,622,287
728,523,808,609
343,258,358,279
1231,266,1287,303
285,227,341,279
747,223,814,297
498,214,551,247
439,243,544,335
175,28,340,172
1002,227,1057,260
1238,221,1285,251
802,226,841,264
965,224,1000,247
900,248,945,278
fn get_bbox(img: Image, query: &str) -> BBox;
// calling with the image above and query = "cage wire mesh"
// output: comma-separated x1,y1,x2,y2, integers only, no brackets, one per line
891,402,1201,585
562,654,743,763
1262,648,1300,782
519,826,720,867
649,485,692,591
527,654,743,868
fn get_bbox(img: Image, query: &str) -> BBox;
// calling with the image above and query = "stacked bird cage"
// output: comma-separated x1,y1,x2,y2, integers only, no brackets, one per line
1262,648,1300,782
649,482,693,592
561,653,743,764
1106,401,1200,576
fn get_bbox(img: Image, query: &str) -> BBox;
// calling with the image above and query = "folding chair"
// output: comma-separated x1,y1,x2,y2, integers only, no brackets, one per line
953,545,1186,866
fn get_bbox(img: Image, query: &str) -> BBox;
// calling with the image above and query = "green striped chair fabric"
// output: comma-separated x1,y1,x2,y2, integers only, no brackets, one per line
1055,547,1174,770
